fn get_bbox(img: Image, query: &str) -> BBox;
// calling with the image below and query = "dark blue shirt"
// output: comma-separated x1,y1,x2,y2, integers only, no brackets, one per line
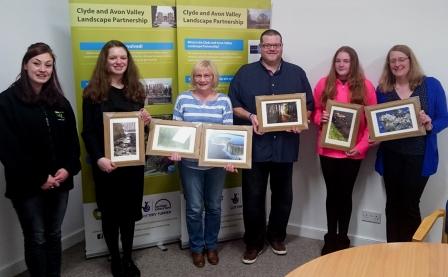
228,60,313,162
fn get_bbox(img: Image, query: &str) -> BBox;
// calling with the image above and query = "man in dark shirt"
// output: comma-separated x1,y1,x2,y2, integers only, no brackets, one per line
228,29,313,264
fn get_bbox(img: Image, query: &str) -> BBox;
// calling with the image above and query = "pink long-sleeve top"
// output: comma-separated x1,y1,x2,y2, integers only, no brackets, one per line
312,77,377,159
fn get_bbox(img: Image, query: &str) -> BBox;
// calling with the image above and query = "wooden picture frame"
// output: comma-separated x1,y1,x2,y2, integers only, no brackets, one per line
320,100,362,151
103,111,145,167
146,119,202,159
365,96,426,142
255,93,308,132
198,124,253,169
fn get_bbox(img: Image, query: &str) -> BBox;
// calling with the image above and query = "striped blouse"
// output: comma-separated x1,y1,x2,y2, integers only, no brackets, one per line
173,91,233,125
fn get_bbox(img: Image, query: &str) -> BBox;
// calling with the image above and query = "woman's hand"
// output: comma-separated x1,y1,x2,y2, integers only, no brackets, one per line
41,174,59,190
54,168,69,183
419,110,433,131
320,110,329,124
140,108,152,126
224,164,238,173
169,153,182,161
345,148,360,157
97,157,117,173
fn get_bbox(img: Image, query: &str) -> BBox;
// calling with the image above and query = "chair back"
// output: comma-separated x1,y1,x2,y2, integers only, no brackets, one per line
412,202,447,243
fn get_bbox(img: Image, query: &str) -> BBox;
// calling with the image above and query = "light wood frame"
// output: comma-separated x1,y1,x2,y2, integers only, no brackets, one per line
198,124,253,169
255,93,308,132
320,100,362,151
365,96,426,142
146,119,202,159
103,111,145,167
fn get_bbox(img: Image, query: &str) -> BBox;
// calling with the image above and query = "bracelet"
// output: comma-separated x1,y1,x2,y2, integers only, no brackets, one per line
248,113,254,120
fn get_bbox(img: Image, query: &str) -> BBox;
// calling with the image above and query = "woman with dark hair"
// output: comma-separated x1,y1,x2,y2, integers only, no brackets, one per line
82,40,151,277
376,44,448,242
312,46,376,255
0,42,81,277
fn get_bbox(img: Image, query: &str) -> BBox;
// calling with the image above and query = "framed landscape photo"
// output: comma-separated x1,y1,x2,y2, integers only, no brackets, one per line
365,96,426,142
255,93,308,132
198,124,253,169
103,112,145,167
146,119,202,159
320,100,362,151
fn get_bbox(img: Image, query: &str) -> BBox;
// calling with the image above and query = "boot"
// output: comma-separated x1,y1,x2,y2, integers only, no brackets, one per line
321,233,338,255
336,234,350,250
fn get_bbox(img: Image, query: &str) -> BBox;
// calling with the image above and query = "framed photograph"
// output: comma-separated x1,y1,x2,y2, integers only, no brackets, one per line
198,124,253,169
103,112,145,167
320,100,362,151
146,119,202,159
365,96,426,142
255,93,308,132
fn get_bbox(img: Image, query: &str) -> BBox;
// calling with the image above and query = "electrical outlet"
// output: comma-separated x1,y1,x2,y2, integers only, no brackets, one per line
361,210,382,224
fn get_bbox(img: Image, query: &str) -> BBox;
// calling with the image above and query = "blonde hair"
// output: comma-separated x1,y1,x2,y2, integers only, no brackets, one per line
190,60,220,89
378,44,424,92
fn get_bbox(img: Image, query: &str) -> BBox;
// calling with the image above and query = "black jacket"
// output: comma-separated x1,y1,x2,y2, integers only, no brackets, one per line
0,83,81,199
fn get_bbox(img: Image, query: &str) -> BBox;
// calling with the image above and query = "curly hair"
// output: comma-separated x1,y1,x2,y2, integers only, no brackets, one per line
83,40,145,103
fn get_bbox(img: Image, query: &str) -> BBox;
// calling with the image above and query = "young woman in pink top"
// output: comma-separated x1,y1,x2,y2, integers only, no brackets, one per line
312,46,376,255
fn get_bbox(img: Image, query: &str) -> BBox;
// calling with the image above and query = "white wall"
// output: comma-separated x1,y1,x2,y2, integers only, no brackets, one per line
0,1,83,276
1,0,447,275
271,0,448,244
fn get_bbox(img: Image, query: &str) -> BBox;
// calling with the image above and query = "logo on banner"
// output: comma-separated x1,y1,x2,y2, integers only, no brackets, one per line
142,198,173,218
142,201,151,212
230,192,242,210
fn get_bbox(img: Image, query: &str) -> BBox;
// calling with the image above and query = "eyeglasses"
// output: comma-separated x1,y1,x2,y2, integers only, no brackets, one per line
193,74,212,80
389,57,409,64
260,43,283,49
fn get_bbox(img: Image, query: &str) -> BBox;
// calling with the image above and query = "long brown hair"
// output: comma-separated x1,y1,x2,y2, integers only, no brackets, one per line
83,40,145,103
378,44,424,92
321,46,366,105
15,42,64,106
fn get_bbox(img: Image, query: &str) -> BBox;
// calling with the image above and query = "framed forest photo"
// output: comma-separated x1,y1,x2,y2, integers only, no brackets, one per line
320,100,362,151
255,93,308,132
146,119,202,159
103,112,145,167
198,124,253,169
365,96,426,142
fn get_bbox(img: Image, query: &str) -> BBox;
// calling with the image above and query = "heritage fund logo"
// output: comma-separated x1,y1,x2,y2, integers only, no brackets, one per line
142,198,172,218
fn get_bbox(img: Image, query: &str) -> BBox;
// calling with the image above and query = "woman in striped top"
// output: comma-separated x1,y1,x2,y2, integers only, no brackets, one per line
171,60,235,267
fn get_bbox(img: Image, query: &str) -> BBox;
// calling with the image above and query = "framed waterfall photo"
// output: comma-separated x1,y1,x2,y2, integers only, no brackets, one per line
103,112,145,167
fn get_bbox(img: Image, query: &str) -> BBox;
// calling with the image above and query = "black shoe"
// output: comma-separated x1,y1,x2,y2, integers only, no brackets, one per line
122,259,140,277
321,233,338,256
111,258,124,277
336,234,350,250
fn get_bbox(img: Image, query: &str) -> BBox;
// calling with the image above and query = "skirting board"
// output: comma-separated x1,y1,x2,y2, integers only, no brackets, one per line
0,228,84,277
287,223,385,246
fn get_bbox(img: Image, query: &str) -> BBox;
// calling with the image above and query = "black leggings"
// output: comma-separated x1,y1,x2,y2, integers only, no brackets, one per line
320,156,361,236
101,212,136,262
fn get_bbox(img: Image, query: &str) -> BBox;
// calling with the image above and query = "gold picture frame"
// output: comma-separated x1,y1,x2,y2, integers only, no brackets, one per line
320,100,362,151
365,96,426,142
198,124,253,169
255,93,308,132
103,111,145,167
146,119,202,159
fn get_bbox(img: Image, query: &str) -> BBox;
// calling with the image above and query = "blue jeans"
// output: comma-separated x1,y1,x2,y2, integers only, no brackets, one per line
12,190,69,277
180,162,226,253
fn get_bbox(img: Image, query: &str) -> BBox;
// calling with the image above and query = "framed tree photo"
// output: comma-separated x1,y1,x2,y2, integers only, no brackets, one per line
320,100,362,151
198,124,253,169
103,112,145,167
255,93,308,132
146,119,202,159
365,96,426,142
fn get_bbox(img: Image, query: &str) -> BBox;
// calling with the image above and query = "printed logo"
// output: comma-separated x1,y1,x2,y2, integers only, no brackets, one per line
92,208,102,220
54,111,65,121
142,201,151,212
154,199,171,211
231,193,239,204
